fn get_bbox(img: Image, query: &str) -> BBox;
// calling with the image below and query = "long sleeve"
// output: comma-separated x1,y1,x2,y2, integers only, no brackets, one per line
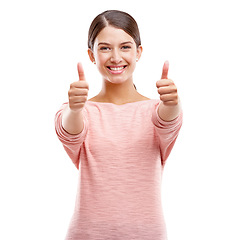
152,102,183,166
55,103,88,169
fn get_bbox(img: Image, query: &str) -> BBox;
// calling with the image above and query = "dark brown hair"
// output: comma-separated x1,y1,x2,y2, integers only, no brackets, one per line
88,10,141,50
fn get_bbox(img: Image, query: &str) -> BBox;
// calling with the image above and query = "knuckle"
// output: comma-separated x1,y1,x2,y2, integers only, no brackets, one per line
68,96,75,103
68,89,73,97
83,89,89,95
173,93,178,99
70,82,76,88
85,82,89,89
160,95,165,101
172,84,177,91
156,81,161,88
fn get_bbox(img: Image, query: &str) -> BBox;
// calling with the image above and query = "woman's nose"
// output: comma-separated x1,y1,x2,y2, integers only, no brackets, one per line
110,49,122,64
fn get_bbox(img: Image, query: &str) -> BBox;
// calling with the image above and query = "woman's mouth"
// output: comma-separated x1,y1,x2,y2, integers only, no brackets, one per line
107,65,127,74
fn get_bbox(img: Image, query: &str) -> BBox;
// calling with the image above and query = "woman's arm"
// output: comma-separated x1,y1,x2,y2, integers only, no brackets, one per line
157,101,181,122
62,105,85,135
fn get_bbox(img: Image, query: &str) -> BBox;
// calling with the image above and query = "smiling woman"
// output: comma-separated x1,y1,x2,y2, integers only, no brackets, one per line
87,10,142,93
55,9,182,240
88,26,142,86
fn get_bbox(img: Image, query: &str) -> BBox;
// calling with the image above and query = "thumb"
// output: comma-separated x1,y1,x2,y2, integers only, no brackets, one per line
161,60,169,79
77,62,86,81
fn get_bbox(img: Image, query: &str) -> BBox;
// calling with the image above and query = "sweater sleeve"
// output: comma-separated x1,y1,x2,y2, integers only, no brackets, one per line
151,101,183,166
55,103,88,169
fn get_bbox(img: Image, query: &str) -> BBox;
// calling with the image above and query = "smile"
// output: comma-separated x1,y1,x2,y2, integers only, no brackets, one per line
107,65,127,71
107,65,127,74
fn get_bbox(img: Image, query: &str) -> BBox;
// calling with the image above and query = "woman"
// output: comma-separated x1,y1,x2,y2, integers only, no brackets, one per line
55,10,182,240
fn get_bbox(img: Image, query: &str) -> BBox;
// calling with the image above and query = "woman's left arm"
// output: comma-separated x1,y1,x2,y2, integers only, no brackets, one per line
156,61,182,121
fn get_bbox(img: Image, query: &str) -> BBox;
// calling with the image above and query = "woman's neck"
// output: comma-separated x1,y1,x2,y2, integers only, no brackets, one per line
91,78,148,105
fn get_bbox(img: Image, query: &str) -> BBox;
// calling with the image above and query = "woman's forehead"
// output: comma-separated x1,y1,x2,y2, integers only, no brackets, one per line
94,26,134,45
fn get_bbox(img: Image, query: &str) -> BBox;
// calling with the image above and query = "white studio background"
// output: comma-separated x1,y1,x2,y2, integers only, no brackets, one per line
0,0,239,239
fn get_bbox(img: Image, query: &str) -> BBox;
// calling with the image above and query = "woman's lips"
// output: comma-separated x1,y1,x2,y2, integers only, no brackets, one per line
107,65,127,74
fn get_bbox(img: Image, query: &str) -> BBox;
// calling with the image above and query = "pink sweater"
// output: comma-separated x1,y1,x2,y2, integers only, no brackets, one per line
55,99,182,240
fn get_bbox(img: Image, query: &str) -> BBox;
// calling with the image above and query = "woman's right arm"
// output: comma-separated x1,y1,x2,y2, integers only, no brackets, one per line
62,63,89,135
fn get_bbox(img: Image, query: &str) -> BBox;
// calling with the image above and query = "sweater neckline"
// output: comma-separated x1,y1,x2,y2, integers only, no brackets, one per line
86,99,158,106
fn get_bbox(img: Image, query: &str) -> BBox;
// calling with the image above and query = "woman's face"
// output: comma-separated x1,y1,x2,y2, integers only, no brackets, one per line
88,26,142,84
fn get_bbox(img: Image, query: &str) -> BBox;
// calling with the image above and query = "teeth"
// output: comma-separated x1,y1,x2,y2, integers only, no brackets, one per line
109,66,124,71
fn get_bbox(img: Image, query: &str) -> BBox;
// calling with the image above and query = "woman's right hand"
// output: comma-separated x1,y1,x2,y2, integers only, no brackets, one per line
68,63,89,112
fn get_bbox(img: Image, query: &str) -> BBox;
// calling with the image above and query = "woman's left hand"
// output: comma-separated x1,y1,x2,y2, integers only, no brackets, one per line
156,61,179,106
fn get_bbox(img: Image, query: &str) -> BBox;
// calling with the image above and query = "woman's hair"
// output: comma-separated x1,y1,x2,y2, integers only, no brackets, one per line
88,10,141,50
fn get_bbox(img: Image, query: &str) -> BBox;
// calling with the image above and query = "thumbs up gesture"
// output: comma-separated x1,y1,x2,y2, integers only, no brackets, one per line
68,63,89,112
156,61,179,106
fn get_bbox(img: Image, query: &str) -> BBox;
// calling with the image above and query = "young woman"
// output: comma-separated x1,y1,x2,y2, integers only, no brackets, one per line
55,10,182,240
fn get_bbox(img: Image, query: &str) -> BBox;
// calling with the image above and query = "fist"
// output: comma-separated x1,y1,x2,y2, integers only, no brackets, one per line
156,61,178,106
68,63,89,112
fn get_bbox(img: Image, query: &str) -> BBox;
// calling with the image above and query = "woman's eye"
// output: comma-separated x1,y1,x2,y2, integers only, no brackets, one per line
122,46,131,50
100,47,110,51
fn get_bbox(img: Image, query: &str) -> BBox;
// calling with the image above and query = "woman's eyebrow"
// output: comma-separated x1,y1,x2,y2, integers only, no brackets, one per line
98,42,111,46
98,41,133,46
121,41,133,45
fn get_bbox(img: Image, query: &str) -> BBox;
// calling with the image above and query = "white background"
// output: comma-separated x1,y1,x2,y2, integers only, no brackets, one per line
0,0,239,239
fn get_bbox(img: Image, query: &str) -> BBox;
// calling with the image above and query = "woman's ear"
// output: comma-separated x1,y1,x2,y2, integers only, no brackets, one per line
136,45,143,62
88,48,96,64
